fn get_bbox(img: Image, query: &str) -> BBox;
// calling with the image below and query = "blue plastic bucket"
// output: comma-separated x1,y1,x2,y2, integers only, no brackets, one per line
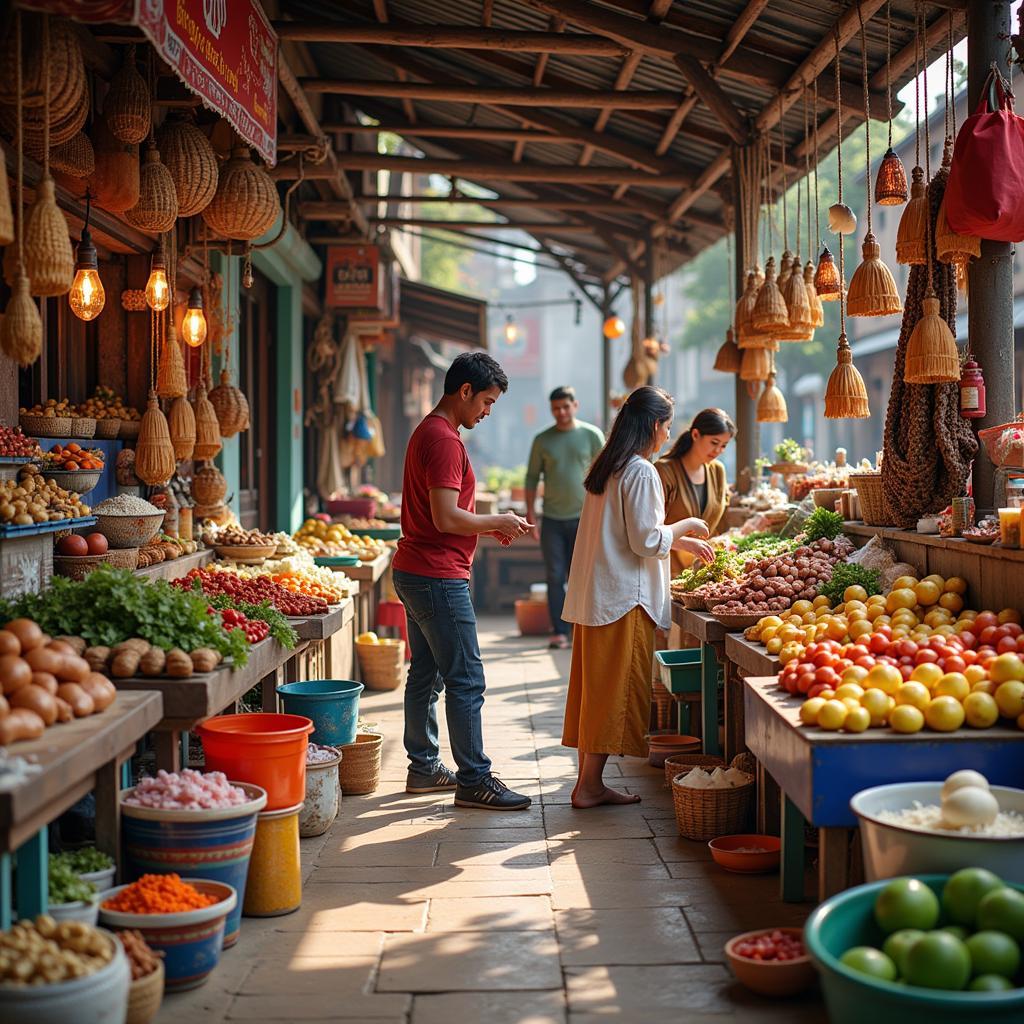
119,783,267,949
276,679,364,746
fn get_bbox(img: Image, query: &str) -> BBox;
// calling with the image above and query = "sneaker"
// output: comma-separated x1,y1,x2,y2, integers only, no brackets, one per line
454,775,532,811
405,764,458,794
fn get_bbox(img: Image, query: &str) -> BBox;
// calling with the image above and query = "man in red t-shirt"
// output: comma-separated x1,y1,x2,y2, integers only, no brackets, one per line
392,352,533,810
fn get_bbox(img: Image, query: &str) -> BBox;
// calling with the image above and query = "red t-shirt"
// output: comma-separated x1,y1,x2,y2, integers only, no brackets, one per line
393,414,478,579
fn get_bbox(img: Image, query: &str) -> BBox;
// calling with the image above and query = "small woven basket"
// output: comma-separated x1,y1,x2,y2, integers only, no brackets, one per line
71,417,97,439
94,417,121,439
41,467,103,494
337,732,383,795
50,130,95,178
670,758,756,841
125,142,178,233
850,471,890,526
663,752,726,788
126,959,164,1024
105,44,150,145
119,420,141,441
678,593,707,611
54,547,139,579
20,414,73,438
651,680,673,732
357,640,405,691
157,111,218,217
94,511,163,549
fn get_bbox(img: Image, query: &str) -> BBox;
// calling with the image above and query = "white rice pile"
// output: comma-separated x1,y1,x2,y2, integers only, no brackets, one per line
877,801,1024,837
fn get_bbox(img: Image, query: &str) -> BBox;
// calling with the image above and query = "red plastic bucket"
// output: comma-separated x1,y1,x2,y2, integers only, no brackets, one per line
198,714,313,810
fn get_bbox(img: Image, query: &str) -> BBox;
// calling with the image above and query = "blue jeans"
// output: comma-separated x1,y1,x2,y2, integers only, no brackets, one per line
392,569,492,786
540,516,579,637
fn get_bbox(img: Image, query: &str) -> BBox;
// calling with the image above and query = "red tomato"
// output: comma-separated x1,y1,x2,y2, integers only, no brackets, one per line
899,656,914,667
878,655,899,666
1004,622,1023,638
928,636,947,651
942,655,966,674
997,636,1019,654
898,640,919,659
914,648,939,665
874,625,893,641
975,611,999,632
868,633,890,655
978,646,997,661
835,659,854,673
783,675,798,694
979,626,1000,646
797,673,816,694
847,645,871,662
899,664,914,680
855,656,876,670
961,650,978,666
958,631,977,650
1016,635,1024,654
979,655,996,671
814,667,840,688
807,683,830,699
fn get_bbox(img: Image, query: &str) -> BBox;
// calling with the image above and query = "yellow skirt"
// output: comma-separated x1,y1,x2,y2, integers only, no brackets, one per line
562,606,655,759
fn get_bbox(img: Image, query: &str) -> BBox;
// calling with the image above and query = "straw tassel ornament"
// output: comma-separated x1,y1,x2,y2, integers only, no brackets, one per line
713,328,741,374
777,249,794,291
779,257,814,341
192,462,227,506
904,292,959,383
751,256,789,333
24,177,74,297
804,261,824,328
167,394,196,462
896,167,928,266
192,382,222,461
135,391,176,485
156,322,188,398
0,273,42,366
847,233,902,317
756,367,788,423
739,345,772,382
735,271,763,347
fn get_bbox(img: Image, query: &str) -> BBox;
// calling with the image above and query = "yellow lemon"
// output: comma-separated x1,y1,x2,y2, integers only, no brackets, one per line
963,691,999,729
889,704,925,734
866,663,903,696
895,681,931,712
841,666,869,686
934,672,970,702
990,654,1024,684
766,637,783,656
835,683,865,702
964,664,989,686
850,620,873,641
909,663,944,690
887,588,917,613
861,688,891,726
844,585,869,604
971,679,998,696
817,699,848,731
925,695,965,732
995,681,1024,719
811,596,831,610
800,697,827,726
844,706,871,733
914,581,942,607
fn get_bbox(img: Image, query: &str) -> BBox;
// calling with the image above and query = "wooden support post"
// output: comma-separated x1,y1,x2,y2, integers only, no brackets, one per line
780,795,807,902
968,0,1015,513
601,289,613,430
94,759,121,869
154,730,182,773
643,231,656,386
14,829,48,918
733,158,757,493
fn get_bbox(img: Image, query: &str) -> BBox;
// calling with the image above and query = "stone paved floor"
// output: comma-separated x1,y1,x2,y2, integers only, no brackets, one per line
158,617,826,1023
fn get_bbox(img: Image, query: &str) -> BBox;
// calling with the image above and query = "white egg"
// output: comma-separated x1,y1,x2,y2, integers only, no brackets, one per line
941,786,1000,829
941,769,990,801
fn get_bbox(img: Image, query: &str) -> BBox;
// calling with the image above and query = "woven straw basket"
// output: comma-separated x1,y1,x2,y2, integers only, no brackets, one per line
850,471,890,526
119,419,141,441
670,755,755,841
20,413,73,438
54,547,139,579
126,959,164,1024
202,146,281,241
94,417,121,439
337,733,383,795
357,639,405,691
663,752,726,789
157,112,218,217
94,512,163,549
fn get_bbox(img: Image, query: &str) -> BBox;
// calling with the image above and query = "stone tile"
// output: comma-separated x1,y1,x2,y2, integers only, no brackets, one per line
230,957,378,996
412,991,567,1024
275,885,428,932
682,899,808,932
549,861,671,883
378,930,561,992
226,993,411,1020
317,841,439,868
653,835,717,862
694,930,737,963
427,896,553,932
565,964,737,1015
312,865,553,887
555,907,701,966
543,807,654,840
547,838,661,866
435,840,549,866
551,880,696,910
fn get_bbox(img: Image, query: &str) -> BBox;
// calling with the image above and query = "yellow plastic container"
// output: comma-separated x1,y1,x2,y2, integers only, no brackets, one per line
242,803,302,917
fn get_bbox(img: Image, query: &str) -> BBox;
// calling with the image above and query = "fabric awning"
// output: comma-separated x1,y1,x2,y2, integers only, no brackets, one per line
399,279,487,350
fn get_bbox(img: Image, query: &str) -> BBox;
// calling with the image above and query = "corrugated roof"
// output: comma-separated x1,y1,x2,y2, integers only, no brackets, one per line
278,0,966,291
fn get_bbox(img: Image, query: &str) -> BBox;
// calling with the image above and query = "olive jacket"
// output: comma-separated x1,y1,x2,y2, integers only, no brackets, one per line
654,457,729,575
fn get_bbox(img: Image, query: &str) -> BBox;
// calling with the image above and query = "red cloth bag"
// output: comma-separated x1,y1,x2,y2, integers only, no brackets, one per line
945,72,1024,242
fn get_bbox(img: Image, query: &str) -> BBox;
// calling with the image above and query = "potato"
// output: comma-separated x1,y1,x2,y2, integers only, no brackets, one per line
10,684,57,726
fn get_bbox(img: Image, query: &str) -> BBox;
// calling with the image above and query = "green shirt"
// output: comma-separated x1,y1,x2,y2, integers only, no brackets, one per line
525,421,605,521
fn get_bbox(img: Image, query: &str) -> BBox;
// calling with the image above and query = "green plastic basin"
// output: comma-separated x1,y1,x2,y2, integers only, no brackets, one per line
654,648,702,694
804,874,1024,1023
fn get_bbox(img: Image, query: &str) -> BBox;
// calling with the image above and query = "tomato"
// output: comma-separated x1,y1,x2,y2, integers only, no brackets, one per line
1004,622,1024,638
1017,635,1024,654
914,648,939,665
813,651,837,669
868,633,890,655
997,635,1019,654
962,649,979,666
942,655,966,674
855,656,876,670
900,664,914,680
874,625,893,641
835,659,854,673
807,683,830,699
847,645,871,662
814,667,840,688
975,611,1000,631
958,630,977,650
979,627,999,646
898,639,919,659
927,636,948,651
796,672,816,694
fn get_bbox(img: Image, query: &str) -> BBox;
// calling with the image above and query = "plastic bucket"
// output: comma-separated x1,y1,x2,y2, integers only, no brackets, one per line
243,803,302,917
300,750,342,838
804,875,1024,1023
197,714,313,811
120,782,267,948
276,679,363,746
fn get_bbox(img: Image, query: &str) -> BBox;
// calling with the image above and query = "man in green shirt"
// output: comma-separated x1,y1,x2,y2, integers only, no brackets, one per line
525,386,605,649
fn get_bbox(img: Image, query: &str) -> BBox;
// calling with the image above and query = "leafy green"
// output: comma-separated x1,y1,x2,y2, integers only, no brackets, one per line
735,532,794,556
48,855,97,904
774,438,808,464
801,507,844,543
57,848,113,874
673,549,739,592
205,592,298,650
0,566,250,664
820,563,883,606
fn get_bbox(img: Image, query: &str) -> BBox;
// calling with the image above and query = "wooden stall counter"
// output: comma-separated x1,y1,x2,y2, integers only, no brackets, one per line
0,689,163,926
743,675,1024,904
348,550,393,636
133,547,214,582
671,604,729,756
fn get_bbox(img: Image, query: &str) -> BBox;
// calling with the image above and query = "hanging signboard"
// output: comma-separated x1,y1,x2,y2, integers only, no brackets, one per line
325,245,382,310
21,0,277,165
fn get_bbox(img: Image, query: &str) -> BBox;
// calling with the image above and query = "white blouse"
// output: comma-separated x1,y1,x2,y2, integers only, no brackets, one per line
562,455,674,630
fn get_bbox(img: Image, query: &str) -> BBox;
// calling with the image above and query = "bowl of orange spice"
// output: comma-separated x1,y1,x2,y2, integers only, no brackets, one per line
100,874,236,991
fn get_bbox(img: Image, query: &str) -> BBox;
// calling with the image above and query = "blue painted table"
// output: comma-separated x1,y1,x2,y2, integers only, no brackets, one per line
672,605,729,757
743,675,1024,904
0,690,162,927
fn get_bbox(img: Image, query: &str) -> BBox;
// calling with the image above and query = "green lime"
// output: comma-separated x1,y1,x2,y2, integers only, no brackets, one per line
965,930,1021,979
903,932,971,990
940,925,970,942
875,878,941,934
942,868,1004,927
977,888,1024,942
840,946,898,981
882,929,925,976
969,974,1014,992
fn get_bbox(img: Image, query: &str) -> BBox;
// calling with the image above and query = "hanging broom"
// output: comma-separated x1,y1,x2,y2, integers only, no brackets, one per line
737,271,770,348
778,256,813,341
168,394,196,461
848,233,902,317
713,328,741,373
896,167,928,265
751,256,789,333
156,321,188,398
935,142,979,272
905,291,959,383
739,345,771,382
777,249,794,291
135,391,176,485
756,360,788,423
804,260,824,328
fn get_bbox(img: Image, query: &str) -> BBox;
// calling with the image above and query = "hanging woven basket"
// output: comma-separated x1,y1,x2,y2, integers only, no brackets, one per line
0,14,85,122
192,382,222,461
167,395,196,462
202,145,281,241
156,112,218,217
814,246,842,301
88,113,140,214
875,147,909,206
125,141,178,232
756,373,788,423
156,322,188,399
104,44,150,144
24,177,74,297
713,329,741,374
50,130,95,179
751,256,790,333
135,392,177,486
0,273,42,367
208,367,250,437
847,233,903,318
192,461,227,506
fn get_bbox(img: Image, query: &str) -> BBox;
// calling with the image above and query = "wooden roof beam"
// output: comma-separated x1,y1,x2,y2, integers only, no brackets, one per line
346,197,658,213
273,22,630,55
369,218,606,232
673,54,749,144
324,124,566,142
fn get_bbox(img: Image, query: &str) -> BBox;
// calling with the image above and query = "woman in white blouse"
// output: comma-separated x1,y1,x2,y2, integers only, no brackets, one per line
562,386,713,809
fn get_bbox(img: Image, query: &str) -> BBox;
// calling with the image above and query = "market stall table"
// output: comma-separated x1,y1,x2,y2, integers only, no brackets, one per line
0,689,163,927
347,550,392,635
743,675,1024,904
671,605,728,756
106,638,304,771
133,547,214,582
723,633,780,761
278,598,356,703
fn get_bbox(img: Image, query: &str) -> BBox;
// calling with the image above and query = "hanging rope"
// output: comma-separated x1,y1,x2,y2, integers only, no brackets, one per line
803,89,811,257
886,0,894,149
765,123,775,256
813,81,821,252
948,11,957,137
14,11,23,274
858,4,873,235
778,93,789,253
834,23,847,335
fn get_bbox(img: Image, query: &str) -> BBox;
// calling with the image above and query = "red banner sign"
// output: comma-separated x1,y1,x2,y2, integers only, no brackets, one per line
22,0,277,165
325,246,382,310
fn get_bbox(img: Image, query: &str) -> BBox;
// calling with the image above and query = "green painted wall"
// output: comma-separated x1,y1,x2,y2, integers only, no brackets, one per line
211,251,241,519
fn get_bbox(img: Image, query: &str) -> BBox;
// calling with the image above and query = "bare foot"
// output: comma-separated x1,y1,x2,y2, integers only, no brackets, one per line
570,785,642,809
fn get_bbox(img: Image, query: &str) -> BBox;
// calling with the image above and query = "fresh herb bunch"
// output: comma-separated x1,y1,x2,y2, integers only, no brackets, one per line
55,848,113,874
820,563,883,606
48,855,97,905
673,549,738,592
801,507,845,543
774,438,808,464
0,566,250,665
205,593,299,650
735,532,794,557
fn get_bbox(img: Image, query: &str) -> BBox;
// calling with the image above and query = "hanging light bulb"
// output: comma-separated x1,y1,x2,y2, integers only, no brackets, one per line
503,314,518,345
68,196,104,322
181,286,207,348
814,246,842,301
602,315,625,339
145,243,170,311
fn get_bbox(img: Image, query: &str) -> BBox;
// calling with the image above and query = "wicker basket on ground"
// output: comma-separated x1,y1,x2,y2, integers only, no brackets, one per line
670,754,755,841
356,639,405,691
663,752,726,788
337,733,383,795
126,959,164,1024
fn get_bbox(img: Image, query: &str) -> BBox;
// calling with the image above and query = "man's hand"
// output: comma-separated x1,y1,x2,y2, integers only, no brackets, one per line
492,511,532,543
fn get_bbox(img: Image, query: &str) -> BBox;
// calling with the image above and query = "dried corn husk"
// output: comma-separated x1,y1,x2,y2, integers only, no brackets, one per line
0,273,42,366
88,113,140,213
202,145,281,241
192,382,222,460
104,44,150,144
208,367,250,437
168,394,196,461
24,177,74,297
125,141,178,232
157,112,218,217
135,391,176,485
156,322,188,398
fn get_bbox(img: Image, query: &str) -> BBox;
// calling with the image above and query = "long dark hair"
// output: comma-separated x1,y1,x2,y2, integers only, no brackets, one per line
666,407,736,461
584,386,674,495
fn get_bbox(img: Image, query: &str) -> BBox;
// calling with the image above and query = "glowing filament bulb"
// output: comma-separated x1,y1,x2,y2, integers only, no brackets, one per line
182,286,207,348
68,226,105,321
